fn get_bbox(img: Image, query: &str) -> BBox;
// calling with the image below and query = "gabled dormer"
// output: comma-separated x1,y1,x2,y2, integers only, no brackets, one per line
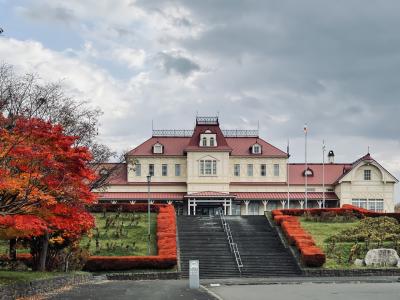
199,129,217,147
303,167,314,177
251,143,262,154
152,142,164,154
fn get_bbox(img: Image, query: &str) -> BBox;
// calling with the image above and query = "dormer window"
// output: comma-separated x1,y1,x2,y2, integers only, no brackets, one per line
303,168,314,177
200,131,217,147
210,137,215,147
251,143,261,154
99,168,109,176
153,142,164,154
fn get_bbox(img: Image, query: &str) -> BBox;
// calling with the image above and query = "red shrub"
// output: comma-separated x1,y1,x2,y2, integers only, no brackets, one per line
300,246,326,267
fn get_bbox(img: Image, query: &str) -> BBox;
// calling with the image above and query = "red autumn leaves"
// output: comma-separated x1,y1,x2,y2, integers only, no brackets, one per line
0,116,96,240
272,210,326,267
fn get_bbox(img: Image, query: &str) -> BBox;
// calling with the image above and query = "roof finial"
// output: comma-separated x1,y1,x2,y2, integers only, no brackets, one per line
368,145,370,154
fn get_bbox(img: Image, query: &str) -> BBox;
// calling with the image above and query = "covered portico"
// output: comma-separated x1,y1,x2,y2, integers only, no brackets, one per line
185,191,236,215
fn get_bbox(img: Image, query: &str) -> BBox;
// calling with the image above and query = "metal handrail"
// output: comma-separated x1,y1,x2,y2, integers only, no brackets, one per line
220,214,243,274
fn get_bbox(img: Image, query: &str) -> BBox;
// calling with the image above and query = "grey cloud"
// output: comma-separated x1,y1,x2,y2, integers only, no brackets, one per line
158,52,200,76
16,3,77,25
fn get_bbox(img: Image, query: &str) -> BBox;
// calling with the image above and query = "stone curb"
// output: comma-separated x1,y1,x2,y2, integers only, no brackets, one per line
106,271,181,280
0,273,93,300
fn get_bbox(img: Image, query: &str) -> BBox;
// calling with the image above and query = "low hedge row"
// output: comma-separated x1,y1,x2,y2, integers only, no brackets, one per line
84,204,177,271
273,214,326,267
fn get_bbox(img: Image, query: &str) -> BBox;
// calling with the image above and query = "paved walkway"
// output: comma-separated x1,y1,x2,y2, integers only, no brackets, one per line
46,279,214,300
207,281,400,300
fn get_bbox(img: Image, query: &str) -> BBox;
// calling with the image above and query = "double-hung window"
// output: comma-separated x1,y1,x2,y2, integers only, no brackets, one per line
234,164,240,176
200,160,217,175
149,164,155,176
247,164,253,176
162,164,168,176
273,164,280,176
175,164,181,176
260,164,267,176
135,164,141,176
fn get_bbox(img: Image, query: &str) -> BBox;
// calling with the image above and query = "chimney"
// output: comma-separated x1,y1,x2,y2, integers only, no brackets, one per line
328,150,335,164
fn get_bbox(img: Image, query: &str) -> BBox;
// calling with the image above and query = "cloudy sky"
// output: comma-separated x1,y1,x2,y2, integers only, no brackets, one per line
0,0,399,197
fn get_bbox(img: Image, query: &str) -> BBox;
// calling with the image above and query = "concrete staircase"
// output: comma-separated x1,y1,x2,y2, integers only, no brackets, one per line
225,216,302,277
177,216,240,278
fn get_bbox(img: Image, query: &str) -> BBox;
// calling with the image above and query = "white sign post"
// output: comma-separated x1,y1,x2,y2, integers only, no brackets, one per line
189,260,200,289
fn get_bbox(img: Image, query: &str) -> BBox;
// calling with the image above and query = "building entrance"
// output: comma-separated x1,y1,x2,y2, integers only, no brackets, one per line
195,205,223,216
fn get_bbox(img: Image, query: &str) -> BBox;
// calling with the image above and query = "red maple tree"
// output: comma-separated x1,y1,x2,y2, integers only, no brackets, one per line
0,116,96,270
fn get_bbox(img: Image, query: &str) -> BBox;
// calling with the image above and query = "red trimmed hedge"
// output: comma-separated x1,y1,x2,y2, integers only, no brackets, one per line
273,210,325,267
84,204,177,271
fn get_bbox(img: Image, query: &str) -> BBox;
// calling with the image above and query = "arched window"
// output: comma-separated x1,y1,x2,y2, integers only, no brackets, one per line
202,137,207,146
210,137,215,147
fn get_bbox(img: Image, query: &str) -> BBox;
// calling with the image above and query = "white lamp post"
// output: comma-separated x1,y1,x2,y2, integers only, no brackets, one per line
147,174,152,255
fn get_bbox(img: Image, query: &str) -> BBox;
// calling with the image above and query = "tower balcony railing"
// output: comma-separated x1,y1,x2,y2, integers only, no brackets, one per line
152,129,259,137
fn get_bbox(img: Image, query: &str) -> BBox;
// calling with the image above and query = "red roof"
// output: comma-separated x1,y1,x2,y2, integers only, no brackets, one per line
288,163,351,185
96,192,185,200
127,136,286,157
235,192,338,200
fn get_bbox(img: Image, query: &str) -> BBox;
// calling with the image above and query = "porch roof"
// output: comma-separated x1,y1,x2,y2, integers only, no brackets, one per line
184,191,236,198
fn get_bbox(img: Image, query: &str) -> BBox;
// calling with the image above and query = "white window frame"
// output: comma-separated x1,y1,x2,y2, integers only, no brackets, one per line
153,144,163,154
252,144,261,154
149,164,155,176
175,164,181,176
162,164,168,176
200,159,217,176
210,137,215,147
135,164,141,176
352,198,367,209
202,137,207,147
260,164,267,176
234,164,240,176
364,169,371,180
273,164,280,176
247,164,253,176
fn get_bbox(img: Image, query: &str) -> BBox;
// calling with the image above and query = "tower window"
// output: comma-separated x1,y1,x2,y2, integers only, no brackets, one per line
210,137,215,147
364,169,371,180
202,137,207,147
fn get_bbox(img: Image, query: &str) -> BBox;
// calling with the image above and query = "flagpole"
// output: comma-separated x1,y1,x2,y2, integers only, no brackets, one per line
304,124,308,209
287,139,290,209
322,140,326,208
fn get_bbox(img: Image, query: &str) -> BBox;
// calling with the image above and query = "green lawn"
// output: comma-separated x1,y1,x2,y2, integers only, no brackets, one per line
80,212,158,256
0,212,158,257
300,218,361,269
0,270,65,286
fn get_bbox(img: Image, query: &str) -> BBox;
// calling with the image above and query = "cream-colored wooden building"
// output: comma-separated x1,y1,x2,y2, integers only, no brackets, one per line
97,117,398,214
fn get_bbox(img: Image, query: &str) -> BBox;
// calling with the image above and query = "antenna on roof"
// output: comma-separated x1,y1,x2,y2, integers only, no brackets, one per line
367,146,370,154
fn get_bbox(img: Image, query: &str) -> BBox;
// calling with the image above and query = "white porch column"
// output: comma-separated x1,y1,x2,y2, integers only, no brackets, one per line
244,200,250,215
129,200,136,205
223,198,227,215
150,200,155,205
317,200,323,208
193,199,197,215
299,200,305,209
262,200,268,212
280,200,286,209
188,199,191,215
167,200,173,205
229,199,232,215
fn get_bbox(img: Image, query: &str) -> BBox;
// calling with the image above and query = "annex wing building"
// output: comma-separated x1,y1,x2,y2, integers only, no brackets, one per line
96,116,398,214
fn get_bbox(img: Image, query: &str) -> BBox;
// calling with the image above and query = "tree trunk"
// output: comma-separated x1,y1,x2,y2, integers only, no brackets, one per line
9,239,17,261
38,231,49,271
